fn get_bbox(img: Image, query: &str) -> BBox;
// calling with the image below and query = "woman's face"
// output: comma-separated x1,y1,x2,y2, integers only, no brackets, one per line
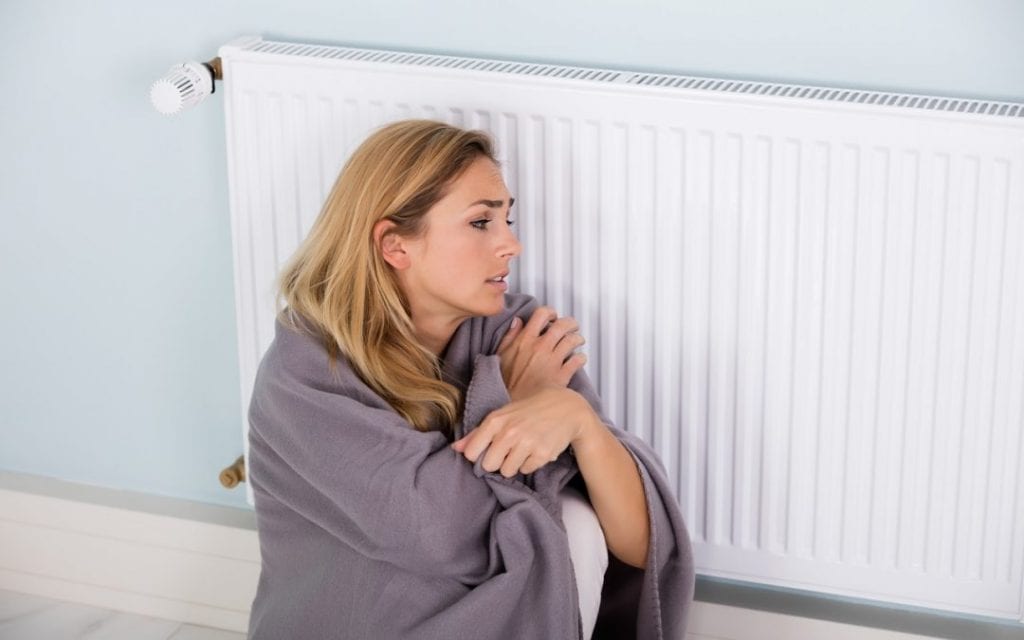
388,156,521,328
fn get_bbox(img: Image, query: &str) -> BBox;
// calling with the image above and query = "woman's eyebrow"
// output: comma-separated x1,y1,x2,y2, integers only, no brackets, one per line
468,197,515,209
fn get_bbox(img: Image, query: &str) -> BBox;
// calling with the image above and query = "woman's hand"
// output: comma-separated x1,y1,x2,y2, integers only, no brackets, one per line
451,387,599,478
496,306,588,403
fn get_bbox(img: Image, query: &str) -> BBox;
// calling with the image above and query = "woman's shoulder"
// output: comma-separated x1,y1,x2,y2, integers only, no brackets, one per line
265,309,331,375
254,309,393,411
455,291,544,358
489,291,545,341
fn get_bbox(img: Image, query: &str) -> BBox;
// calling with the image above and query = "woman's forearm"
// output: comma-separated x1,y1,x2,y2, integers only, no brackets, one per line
570,407,650,569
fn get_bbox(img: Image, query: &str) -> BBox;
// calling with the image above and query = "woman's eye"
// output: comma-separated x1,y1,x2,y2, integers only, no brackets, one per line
471,218,515,230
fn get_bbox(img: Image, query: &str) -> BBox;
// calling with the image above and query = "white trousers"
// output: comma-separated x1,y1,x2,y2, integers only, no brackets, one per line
558,484,608,640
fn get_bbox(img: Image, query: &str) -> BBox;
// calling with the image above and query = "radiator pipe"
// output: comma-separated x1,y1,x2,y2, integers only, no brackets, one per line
219,454,246,488
206,56,223,81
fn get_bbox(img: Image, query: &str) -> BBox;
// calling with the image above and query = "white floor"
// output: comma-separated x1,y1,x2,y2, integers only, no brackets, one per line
0,589,245,640
0,588,731,640
5,587,1019,640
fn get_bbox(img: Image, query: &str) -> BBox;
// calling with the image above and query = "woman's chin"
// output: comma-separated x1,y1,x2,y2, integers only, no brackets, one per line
478,297,506,317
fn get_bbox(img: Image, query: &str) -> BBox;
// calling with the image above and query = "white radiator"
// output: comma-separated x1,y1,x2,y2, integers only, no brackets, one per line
218,35,1024,622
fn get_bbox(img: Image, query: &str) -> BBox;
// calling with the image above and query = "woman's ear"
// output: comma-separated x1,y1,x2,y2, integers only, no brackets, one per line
373,219,410,270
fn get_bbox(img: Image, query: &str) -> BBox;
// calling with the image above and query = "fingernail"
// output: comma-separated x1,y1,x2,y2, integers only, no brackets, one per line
511,317,521,329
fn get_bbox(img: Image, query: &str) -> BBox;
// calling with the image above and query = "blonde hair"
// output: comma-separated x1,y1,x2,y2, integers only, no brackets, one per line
277,119,499,436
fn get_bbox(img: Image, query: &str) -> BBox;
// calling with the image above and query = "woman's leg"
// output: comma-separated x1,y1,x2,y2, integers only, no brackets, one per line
558,484,609,640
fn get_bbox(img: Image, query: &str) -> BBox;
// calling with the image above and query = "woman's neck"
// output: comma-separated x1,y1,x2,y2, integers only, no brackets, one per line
413,316,465,358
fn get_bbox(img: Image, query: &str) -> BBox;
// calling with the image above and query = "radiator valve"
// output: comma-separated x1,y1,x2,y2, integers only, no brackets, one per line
149,57,222,116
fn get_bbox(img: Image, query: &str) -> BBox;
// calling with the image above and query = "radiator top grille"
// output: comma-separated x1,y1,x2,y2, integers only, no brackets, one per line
238,38,1024,119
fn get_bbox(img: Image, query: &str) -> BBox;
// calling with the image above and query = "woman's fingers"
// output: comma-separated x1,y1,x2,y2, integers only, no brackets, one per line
524,306,559,338
522,307,582,358
496,316,523,354
498,443,533,478
480,433,561,477
497,306,589,401
454,392,584,476
481,436,514,474
553,331,585,362
539,316,580,350
458,410,509,462
558,352,588,385
458,430,490,462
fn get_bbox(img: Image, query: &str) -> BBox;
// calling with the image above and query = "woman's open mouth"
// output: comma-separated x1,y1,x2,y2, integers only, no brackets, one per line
486,273,508,291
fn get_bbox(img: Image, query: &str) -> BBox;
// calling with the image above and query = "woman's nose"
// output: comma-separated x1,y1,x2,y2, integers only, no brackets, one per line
499,225,522,258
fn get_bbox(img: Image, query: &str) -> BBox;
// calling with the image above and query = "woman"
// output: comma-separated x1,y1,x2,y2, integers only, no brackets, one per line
246,119,695,639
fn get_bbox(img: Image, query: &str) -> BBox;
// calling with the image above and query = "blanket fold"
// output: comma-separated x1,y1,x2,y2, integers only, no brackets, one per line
246,292,695,639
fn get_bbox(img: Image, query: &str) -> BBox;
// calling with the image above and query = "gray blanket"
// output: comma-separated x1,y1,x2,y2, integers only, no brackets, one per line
246,292,695,639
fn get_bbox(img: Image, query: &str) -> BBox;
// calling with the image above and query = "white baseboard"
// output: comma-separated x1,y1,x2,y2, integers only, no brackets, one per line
686,602,947,640
0,474,955,639
0,474,259,633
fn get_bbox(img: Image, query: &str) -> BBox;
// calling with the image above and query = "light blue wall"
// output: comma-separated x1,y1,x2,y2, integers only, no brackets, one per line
1,0,1021,514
